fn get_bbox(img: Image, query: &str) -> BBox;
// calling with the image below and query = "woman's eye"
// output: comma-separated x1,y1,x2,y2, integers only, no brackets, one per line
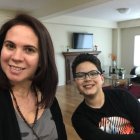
5,43,15,50
25,47,36,54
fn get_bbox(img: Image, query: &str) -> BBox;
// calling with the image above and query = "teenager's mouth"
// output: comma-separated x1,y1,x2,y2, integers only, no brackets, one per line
83,84,94,88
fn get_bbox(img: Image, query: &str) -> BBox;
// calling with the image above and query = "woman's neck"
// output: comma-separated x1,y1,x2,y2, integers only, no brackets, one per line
11,81,32,98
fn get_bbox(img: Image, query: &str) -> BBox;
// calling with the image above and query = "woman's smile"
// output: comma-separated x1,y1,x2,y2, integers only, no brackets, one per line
9,64,25,74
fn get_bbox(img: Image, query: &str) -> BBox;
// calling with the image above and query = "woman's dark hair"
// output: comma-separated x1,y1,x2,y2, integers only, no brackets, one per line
0,14,58,107
72,53,103,78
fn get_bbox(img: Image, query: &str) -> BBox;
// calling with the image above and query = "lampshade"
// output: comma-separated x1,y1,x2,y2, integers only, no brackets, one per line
116,8,131,14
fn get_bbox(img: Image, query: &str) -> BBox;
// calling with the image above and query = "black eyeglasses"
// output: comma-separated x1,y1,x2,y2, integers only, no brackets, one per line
74,70,101,80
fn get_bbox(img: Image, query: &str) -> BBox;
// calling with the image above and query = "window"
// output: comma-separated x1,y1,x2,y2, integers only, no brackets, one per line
134,35,140,66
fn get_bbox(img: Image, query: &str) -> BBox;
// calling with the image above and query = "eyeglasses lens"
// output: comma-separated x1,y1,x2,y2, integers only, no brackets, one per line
75,70,100,80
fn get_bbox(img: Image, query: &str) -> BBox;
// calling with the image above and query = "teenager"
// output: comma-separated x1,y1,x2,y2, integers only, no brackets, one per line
71,53,140,140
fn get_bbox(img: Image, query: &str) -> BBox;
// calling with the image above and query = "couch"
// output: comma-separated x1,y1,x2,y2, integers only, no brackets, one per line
130,66,140,83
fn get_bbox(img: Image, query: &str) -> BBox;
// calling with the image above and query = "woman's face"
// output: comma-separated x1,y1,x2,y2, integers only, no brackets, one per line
74,61,104,97
0,25,39,84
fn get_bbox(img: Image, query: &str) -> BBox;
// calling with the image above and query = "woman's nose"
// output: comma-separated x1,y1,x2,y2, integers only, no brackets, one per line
11,49,24,61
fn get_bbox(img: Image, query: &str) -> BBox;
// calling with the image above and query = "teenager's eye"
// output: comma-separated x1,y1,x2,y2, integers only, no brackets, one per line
90,71,98,76
75,73,85,78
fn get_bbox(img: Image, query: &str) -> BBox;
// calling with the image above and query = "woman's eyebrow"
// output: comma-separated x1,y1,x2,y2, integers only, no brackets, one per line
3,40,14,44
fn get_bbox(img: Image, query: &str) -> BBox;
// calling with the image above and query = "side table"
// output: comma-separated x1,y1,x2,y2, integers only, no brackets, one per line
104,74,137,88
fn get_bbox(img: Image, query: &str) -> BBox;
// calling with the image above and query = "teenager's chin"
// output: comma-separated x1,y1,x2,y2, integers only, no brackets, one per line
81,91,95,96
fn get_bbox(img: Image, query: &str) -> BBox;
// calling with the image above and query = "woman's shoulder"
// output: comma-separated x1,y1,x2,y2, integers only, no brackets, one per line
50,97,62,115
0,90,13,117
0,89,10,101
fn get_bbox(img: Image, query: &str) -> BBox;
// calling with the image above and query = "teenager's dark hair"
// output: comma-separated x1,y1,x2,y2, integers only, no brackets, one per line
72,53,103,78
0,14,58,107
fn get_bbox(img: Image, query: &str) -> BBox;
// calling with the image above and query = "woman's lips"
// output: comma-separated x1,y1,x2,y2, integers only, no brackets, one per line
9,65,25,74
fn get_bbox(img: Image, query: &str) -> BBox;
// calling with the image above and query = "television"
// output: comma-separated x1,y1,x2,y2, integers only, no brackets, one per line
72,32,93,49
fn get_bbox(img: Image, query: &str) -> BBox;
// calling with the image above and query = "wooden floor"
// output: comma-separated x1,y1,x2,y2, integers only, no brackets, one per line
56,84,83,140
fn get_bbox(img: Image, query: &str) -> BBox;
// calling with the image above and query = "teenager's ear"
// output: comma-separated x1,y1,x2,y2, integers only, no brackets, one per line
101,74,104,83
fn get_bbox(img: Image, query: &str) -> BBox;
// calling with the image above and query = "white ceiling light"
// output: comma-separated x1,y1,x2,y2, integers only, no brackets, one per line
116,8,131,14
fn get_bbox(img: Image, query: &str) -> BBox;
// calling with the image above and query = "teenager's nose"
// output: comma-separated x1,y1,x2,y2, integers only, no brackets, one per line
85,74,91,79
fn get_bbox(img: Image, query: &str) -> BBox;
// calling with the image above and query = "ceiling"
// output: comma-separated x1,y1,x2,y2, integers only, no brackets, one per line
0,0,140,22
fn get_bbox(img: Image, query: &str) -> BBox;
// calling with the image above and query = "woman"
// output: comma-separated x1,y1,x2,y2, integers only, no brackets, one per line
0,14,67,140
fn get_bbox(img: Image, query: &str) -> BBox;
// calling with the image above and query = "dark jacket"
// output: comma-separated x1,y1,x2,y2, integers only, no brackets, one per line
0,90,67,140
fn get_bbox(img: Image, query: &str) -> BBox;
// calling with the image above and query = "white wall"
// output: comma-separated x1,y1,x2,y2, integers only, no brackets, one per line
1,11,140,86
43,16,113,85
116,19,140,74
120,27,140,73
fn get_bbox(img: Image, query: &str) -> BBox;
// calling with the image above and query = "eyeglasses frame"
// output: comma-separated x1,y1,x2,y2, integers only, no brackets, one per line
74,70,101,80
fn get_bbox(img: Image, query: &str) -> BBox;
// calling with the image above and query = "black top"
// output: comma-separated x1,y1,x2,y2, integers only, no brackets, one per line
72,88,140,140
0,90,67,140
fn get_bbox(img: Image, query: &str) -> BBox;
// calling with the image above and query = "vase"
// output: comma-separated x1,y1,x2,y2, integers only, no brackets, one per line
112,60,117,67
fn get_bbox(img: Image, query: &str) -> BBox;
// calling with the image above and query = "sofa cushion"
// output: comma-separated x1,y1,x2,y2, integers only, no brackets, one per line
130,66,140,83
135,66,140,77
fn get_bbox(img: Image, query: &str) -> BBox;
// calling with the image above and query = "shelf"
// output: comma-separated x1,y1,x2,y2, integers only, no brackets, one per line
62,51,101,56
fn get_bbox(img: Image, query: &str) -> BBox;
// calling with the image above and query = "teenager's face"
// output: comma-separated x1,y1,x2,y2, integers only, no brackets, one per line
0,25,39,84
74,61,104,97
